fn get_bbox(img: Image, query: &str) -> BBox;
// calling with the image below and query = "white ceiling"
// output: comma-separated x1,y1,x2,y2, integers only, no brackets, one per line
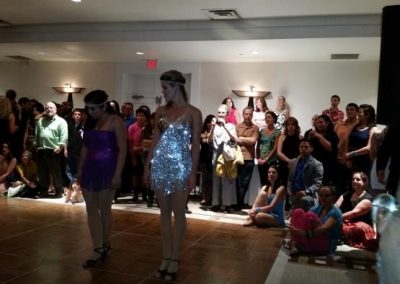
0,0,399,63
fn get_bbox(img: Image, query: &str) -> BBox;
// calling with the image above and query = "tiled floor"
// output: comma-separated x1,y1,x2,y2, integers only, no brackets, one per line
0,196,286,283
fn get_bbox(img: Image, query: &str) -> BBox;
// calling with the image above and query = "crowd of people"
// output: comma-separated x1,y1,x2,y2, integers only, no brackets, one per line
1,75,398,277
200,93,393,259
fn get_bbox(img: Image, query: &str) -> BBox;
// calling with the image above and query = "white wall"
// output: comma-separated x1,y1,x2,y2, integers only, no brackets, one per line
115,62,201,113
0,60,379,132
0,61,115,107
199,61,379,133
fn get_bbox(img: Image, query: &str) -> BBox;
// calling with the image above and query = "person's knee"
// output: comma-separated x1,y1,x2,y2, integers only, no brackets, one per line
292,208,306,218
258,191,268,199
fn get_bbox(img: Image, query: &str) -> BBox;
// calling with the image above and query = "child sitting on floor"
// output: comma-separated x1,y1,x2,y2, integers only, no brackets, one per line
65,181,83,204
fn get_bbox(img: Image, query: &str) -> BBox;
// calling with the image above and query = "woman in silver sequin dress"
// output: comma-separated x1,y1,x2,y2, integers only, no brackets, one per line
144,70,202,281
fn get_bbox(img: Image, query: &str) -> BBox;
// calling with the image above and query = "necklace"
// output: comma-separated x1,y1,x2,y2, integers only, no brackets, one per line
353,190,366,199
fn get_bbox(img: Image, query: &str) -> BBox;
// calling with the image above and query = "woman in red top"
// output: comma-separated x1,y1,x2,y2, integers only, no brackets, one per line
222,97,241,124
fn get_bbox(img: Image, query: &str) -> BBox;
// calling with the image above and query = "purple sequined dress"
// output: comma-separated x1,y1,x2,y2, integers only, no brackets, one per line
81,130,117,192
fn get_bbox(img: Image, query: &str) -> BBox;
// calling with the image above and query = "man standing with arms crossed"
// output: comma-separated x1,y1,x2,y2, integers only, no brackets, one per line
235,106,259,210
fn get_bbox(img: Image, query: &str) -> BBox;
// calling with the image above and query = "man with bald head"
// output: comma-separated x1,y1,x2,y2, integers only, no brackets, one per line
35,101,68,198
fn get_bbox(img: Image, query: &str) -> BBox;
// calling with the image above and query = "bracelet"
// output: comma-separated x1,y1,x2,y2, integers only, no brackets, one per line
349,151,357,158
255,207,261,213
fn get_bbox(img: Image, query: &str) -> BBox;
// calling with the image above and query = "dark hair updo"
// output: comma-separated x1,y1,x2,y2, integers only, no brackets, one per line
84,90,108,105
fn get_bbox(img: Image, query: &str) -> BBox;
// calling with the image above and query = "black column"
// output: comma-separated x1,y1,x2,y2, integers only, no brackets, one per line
377,5,400,125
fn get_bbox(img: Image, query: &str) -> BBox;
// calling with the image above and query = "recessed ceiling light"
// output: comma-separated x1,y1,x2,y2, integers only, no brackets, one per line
38,52,46,55
71,0,82,3
250,50,259,55
136,51,144,55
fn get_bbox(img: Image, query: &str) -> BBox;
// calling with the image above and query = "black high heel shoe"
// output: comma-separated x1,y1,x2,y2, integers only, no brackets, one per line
165,259,179,281
82,247,107,269
103,241,112,255
154,258,170,279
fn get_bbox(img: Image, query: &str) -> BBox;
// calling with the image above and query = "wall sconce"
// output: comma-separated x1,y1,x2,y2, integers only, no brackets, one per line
232,85,271,108
132,94,163,108
52,83,85,107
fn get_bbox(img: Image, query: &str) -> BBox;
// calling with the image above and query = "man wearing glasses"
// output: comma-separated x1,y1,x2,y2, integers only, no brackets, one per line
34,101,68,198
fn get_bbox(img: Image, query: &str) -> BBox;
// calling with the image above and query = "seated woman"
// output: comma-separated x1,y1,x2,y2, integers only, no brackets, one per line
0,142,17,194
7,150,38,198
289,186,343,256
335,172,377,251
243,164,285,227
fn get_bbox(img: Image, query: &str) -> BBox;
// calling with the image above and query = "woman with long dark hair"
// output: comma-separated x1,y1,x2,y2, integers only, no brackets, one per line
256,111,281,186
252,97,268,129
243,164,286,227
276,116,302,186
222,97,241,125
346,104,378,182
199,114,215,205
305,114,339,185
77,90,127,268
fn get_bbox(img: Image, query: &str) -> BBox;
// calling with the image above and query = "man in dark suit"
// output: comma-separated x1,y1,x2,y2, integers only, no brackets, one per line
287,138,324,211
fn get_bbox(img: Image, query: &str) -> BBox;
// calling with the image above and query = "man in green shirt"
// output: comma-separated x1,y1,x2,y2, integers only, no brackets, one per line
35,101,68,198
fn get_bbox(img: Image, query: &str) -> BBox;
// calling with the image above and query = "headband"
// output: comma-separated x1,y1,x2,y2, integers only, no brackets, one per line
85,101,107,108
161,80,185,86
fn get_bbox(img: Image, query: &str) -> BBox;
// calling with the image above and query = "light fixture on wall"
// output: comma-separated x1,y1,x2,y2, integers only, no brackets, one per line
232,85,271,108
52,83,85,106
132,94,163,108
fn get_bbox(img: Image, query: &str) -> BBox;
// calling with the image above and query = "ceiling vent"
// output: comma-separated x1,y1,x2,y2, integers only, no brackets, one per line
202,9,242,20
0,19,11,27
330,53,359,60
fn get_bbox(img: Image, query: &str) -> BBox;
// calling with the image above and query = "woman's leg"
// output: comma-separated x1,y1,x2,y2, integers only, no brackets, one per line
170,190,189,260
254,213,281,227
155,189,173,270
98,188,115,245
82,189,103,249
211,173,222,206
290,209,329,254
258,163,268,186
253,191,268,207
243,191,267,226
166,189,189,274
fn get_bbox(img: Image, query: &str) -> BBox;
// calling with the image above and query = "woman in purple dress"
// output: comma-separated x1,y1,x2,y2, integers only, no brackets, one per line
77,90,127,268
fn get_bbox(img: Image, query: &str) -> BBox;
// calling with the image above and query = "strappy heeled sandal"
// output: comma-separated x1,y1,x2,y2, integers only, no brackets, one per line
103,241,112,255
165,259,179,281
82,247,107,269
154,258,170,279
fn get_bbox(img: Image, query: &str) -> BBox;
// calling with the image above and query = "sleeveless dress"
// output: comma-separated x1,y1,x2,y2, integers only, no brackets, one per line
348,127,371,175
340,191,377,250
81,130,118,192
279,134,301,185
225,108,237,124
266,192,285,226
252,111,267,129
274,109,288,130
151,116,192,195
259,128,280,163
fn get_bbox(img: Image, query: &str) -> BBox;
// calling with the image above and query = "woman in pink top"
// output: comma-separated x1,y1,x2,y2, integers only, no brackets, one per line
222,97,241,124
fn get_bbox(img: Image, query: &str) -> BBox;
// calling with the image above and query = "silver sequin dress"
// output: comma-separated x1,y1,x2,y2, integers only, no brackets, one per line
151,117,192,195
